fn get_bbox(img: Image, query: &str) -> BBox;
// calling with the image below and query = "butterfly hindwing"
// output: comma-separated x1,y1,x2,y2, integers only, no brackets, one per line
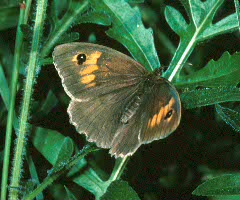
110,78,181,157
140,79,181,143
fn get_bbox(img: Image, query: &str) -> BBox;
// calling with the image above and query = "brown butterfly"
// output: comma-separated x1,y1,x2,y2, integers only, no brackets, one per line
53,43,181,157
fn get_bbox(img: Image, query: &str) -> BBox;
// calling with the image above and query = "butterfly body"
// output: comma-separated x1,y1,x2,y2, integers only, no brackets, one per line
53,43,181,157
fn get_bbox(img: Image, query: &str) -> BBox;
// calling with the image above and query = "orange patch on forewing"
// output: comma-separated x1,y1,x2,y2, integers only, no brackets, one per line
72,51,102,66
86,82,96,88
84,51,102,65
72,54,79,63
81,74,96,84
80,65,99,76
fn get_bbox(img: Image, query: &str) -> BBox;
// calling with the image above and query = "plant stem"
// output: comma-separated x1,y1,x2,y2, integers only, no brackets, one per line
234,0,240,32
1,2,27,200
107,157,129,183
167,34,197,82
41,0,89,58
163,0,224,82
23,145,98,200
9,0,48,199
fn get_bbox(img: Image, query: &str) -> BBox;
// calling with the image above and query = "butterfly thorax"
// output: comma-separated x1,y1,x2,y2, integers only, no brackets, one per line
120,72,165,124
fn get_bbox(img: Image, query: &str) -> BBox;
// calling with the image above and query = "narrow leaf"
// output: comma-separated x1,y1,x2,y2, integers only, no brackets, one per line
79,11,111,26
72,168,108,198
215,104,240,132
101,180,140,200
64,186,77,200
176,52,240,88
181,87,240,109
0,6,19,30
199,13,238,41
0,63,10,108
193,174,240,196
165,6,188,36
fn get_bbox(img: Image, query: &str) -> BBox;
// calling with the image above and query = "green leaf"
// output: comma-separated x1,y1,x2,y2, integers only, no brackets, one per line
215,104,240,132
71,168,108,199
126,0,144,3
193,174,240,196
52,0,69,19
181,87,240,109
32,90,58,119
0,6,19,30
176,52,240,88
64,186,77,200
58,32,80,44
199,13,238,41
90,0,160,72
163,0,238,81
101,180,140,200
32,127,74,166
211,196,240,200
0,62,10,108
165,6,188,36
79,11,111,26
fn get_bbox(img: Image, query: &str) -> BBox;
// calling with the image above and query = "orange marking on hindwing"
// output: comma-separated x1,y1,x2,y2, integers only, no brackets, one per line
168,97,175,108
156,107,164,125
81,74,96,84
147,97,176,129
150,114,157,128
80,65,99,76
147,118,151,128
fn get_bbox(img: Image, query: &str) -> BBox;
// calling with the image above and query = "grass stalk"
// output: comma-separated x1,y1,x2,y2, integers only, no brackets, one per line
9,0,48,199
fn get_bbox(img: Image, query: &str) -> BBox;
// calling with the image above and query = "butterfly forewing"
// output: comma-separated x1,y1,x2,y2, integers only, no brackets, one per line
53,43,146,102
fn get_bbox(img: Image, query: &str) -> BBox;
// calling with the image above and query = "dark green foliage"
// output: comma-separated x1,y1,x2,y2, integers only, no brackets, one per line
101,180,140,200
0,0,240,200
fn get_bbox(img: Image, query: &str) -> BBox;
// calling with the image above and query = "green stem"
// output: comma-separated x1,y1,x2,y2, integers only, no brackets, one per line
9,0,48,199
1,2,27,200
167,34,197,82
234,0,240,32
41,0,89,58
163,0,224,82
107,157,129,183
23,145,98,200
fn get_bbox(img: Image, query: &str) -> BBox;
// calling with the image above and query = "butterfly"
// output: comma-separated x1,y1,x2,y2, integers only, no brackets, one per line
53,43,181,157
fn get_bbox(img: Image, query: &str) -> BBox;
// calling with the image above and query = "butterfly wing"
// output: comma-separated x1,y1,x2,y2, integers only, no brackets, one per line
109,78,181,157
53,43,146,101
68,84,142,149
53,42,147,156
140,79,181,143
